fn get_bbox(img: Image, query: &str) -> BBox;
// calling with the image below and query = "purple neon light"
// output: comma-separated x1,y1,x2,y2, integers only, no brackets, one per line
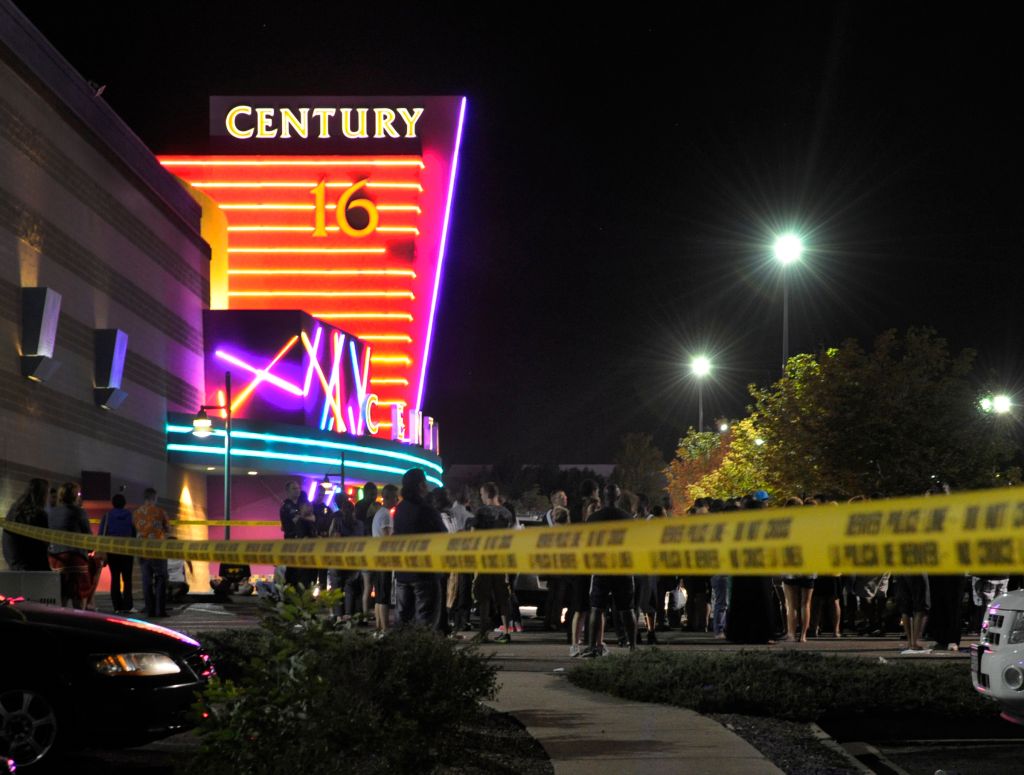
215,349,303,396
415,96,467,413
302,325,324,397
349,339,372,436
318,332,347,432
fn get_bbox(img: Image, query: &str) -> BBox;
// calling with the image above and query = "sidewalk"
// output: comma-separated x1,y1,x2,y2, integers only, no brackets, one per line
488,670,783,774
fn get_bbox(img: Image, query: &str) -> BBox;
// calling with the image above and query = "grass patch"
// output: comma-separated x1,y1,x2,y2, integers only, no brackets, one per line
568,650,994,722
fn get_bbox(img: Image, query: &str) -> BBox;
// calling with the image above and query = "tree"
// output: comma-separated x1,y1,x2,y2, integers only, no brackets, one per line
747,328,1017,498
664,428,727,510
612,433,666,497
689,416,770,502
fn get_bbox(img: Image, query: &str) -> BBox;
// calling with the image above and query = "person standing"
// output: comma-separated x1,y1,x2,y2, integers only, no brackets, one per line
279,480,302,587
47,482,95,609
371,485,398,635
469,483,515,644
354,482,379,618
99,493,136,613
392,468,447,628
2,477,50,571
583,483,637,656
543,490,570,632
133,487,171,618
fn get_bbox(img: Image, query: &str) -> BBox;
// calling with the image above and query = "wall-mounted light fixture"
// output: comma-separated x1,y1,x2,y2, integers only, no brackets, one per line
20,287,61,382
93,328,128,410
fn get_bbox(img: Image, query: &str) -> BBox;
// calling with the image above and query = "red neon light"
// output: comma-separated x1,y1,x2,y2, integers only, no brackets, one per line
160,143,460,427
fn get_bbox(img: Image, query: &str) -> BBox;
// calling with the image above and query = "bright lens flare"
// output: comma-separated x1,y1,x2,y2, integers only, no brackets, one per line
993,395,1012,414
690,356,711,377
773,233,804,265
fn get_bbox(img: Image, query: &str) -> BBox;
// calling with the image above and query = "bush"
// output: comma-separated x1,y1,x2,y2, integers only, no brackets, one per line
190,586,498,775
568,650,995,722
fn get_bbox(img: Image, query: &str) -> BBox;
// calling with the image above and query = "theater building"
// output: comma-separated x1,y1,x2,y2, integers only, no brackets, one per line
0,1,457,581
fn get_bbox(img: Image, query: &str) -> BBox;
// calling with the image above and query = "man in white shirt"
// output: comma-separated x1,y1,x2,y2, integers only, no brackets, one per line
370,484,398,635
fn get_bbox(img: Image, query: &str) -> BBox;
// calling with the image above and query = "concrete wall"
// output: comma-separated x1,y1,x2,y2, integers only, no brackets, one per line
0,3,209,553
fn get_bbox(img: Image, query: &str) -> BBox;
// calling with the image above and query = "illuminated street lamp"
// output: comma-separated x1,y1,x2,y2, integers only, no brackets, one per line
690,355,711,432
774,233,804,371
193,371,232,539
981,394,1012,415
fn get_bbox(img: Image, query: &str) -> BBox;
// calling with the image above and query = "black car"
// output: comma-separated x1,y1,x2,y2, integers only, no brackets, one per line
0,595,214,769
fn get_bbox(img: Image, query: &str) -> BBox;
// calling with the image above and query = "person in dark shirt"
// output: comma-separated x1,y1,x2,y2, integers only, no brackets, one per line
392,468,447,628
583,483,637,656
279,480,302,587
99,493,136,613
468,482,515,643
2,478,50,571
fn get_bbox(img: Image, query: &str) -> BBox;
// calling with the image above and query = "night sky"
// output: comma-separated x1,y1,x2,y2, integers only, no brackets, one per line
16,3,1024,464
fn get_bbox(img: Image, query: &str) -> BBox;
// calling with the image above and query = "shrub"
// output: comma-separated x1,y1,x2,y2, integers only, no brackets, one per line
568,650,994,722
190,586,498,775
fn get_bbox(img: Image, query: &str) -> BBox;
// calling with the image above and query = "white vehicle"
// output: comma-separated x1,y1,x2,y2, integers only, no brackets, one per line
971,589,1024,723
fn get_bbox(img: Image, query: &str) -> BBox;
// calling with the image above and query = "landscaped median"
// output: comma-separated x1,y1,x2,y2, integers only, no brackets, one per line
568,649,1004,773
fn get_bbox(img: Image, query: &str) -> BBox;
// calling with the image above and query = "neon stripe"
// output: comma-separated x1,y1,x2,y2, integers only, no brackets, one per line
301,325,323,398
360,335,413,342
162,159,424,168
189,181,423,191
228,291,415,299
371,378,409,386
218,204,421,213
300,331,344,430
228,248,386,254
229,269,416,277
165,425,443,474
417,96,466,412
167,444,442,487
215,349,304,396
223,335,300,413
227,226,419,234
371,356,412,365
312,313,413,321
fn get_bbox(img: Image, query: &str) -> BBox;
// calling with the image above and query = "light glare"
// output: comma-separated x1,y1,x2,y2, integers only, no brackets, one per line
691,356,711,377
773,233,804,265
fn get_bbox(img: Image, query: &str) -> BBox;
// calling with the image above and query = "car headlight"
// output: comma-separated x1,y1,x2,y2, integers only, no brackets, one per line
1009,613,1024,645
1005,665,1024,691
93,653,181,676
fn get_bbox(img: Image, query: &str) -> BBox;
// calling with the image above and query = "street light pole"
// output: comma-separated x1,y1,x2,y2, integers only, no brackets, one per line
224,371,232,541
773,233,803,373
690,355,711,433
782,274,789,372
192,371,233,540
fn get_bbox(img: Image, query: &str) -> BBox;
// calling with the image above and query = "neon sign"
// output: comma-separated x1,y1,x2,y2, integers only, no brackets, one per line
204,310,379,437
161,95,464,425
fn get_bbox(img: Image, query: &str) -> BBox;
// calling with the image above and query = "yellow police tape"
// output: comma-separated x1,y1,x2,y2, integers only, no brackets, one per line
6,486,1024,574
88,519,279,527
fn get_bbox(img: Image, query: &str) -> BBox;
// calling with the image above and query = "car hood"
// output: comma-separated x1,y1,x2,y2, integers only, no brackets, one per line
1,599,200,655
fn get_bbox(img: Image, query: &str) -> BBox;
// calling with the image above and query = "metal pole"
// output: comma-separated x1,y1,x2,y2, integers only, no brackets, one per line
698,380,704,433
224,371,232,541
340,452,346,498
782,274,789,373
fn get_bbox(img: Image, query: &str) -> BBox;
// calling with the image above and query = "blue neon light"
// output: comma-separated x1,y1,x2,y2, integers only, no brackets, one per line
167,443,444,488
166,424,443,474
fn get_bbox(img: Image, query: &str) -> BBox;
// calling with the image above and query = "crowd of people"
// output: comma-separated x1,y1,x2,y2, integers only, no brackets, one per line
4,470,1006,657
279,472,1007,656
3,478,186,616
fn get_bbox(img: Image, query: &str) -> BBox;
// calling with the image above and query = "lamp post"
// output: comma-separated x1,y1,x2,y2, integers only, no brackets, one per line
690,355,711,432
773,233,804,372
193,372,232,540
319,451,348,501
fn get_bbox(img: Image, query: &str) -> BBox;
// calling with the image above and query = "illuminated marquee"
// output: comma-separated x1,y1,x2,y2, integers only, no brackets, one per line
204,310,379,436
161,96,465,442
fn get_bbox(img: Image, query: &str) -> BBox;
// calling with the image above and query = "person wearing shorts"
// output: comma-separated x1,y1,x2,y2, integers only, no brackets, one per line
896,574,930,652
582,483,637,656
